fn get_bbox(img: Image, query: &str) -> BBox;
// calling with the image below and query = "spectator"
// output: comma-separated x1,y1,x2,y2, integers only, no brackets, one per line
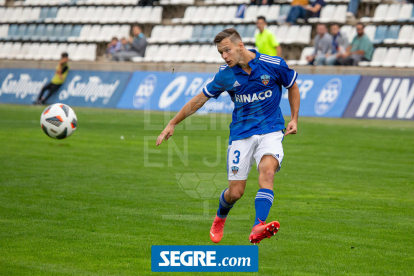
250,0,274,5
138,0,154,6
120,37,131,52
317,24,348,66
255,16,282,57
112,25,148,62
35,53,69,105
347,0,360,18
106,37,121,59
335,22,373,66
286,0,326,25
306,24,332,65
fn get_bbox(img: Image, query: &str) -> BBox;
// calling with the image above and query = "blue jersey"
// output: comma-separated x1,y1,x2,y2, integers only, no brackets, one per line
202,50,298,143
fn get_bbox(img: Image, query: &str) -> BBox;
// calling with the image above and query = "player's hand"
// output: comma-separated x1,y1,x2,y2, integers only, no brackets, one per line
156,124,175,146
285,121,297,136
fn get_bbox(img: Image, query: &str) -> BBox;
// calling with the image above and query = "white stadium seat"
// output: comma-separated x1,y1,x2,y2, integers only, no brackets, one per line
390,25,413,45
163,45,179,62
382,47,400,67
364,25,376,42
184,45,200,62
174,45,189,62
33,43,49,60
54,43,67,60
397,4,413,22
395,47,412,68
25,42,39,59
168,25,184,43
287,47,314,66
8,42,22,59
119,7,133,23
0,42,13,59
152,44,169,62
361,4,387,23
284,25,300,44
361,47,387,67
194,44,211,63
297,25,312,44
44,43,58,60
15,42,31,59
383,4,400,23
70,25,90,42
202,6,217,24
141,44,159,62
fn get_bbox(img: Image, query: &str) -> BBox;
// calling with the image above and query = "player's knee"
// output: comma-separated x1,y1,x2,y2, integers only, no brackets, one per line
263,169,275,182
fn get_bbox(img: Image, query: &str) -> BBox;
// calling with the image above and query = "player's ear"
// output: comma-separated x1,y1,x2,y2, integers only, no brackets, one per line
238,41,244,51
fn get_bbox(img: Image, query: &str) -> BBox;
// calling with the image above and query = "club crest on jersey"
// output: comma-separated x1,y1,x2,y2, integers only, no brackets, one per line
231,166,239,175
261,75,270,85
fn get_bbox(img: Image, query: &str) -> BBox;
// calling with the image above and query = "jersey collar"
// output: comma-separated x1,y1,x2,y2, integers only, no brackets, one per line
231,49,260,75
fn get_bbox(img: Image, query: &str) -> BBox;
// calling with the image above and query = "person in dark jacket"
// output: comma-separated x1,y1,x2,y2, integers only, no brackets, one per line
112,25,148,62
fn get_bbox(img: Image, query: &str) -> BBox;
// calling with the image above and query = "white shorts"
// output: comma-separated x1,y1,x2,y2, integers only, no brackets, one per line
227,131,284,181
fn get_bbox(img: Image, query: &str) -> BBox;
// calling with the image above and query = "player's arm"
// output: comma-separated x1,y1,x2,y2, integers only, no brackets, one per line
156,92,209,146
285,82,300,136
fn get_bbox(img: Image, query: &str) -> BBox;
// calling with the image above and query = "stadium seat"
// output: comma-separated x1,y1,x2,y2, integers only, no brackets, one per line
33,43,49,60
407,49,414,67
65,43,77,59
287,47,313,66
71,43,85,61
0,8,13,23
19,7,32,23
382,47,399,67
266,5,280,23
70,24,89,42
179,25,193,43
109,6,123,24
202,6,217,24
361,4,387,23
279,4,291,19
25,42,39,59
54,43,67,59
309,5,335,23
22,24,36,40
148,6,163,24
333,5,347,23
90,6,105,23
397,4,412,22
152,44,169,62
139,44,158,62
174,6,195,24
0,24,9,40
163,45,179,62
284,25,300,44
276,25,288,43
67,25,82,41
174,45,189,62
392,25,413,45
395,47,412,68
221,6,237,24
237,24,247,39
183,45,200,62
198,25,214,43
297,25,312,44
383,4,400,23
194,44,211,62
382,25,400,44
0,42,12,59
31,24,44,41
96,25,111,42
49,7,67,23
72,6,86,23
157,25,172,43
241,5,258,23
191,6,207,24
119,6,132,23
13,24,27,40
45,7,58,21
59,25,72,41
86,25,101,41
15,42,31,59
372,25,387,44
36,7,49,22
85,43,97,61
148,25,163,43
189,25,203,43
118,25,131,39
28,7,41,22
363,47,387,67
243,25,256,44
364,25,376,42
11,7,23,23
168,25,184,43
44,42,57,60
99,7,114,24
49,24,63,41
8,42,21,59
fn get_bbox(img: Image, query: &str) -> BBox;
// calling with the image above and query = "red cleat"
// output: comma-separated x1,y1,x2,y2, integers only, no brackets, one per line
210,215,227,243
249,220,280,244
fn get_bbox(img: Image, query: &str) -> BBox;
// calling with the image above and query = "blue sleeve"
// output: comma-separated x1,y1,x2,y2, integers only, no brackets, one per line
202,72,225,99
276,59,298,89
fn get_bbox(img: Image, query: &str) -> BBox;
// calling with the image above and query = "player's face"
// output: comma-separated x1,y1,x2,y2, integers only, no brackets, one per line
217,38,242,67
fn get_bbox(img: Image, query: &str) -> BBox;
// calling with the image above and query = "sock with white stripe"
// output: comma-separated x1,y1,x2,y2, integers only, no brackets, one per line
216,189,234,219
253,188,274,227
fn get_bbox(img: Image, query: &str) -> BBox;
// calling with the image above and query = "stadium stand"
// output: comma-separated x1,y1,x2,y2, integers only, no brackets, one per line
1,0,414,67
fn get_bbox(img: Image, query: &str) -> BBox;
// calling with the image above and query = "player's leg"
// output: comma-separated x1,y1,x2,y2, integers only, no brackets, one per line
249,131,284,244
210,137,257,243
36,83,51,104
42,84,61,104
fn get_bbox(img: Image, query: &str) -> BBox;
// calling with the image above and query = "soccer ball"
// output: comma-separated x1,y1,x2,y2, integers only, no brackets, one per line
40,103,77,139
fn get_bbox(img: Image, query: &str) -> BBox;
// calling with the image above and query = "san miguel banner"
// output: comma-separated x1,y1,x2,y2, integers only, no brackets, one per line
116,71,234,114
343,76,414,120
117,71,360,118
48,70,132,108
0,69,53,104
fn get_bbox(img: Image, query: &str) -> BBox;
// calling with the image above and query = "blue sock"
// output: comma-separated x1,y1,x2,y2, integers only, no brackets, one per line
254,188,274,227
216,189,234,219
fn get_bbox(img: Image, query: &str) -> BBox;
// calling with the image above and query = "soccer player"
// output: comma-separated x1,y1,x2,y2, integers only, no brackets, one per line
156,28,300,244
35,53,69,105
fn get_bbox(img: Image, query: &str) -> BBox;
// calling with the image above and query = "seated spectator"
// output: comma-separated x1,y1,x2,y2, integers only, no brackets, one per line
317,24,348,66
335,22,373,66
106,37,121,59
306,24,332,65
255,16,282,57
347,0,360,18
120,37,131,52
112,25,148,62
286,0,326,25
250,0,274,5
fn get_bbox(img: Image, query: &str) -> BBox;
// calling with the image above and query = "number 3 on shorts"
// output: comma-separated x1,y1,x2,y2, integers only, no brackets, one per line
233,150,240,164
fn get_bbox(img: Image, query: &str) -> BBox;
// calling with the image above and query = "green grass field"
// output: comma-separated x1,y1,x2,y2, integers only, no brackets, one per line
0,104,413,276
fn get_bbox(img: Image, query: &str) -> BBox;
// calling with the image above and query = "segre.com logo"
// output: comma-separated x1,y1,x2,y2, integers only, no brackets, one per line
151,246,258,272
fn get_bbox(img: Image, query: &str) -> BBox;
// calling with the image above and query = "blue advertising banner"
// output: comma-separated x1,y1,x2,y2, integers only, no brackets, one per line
343,76,414,120
0,69,54,104
116,71,234,114
117,71,360,118
151,245,258,272
47,70,132,108
280,75,360,117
